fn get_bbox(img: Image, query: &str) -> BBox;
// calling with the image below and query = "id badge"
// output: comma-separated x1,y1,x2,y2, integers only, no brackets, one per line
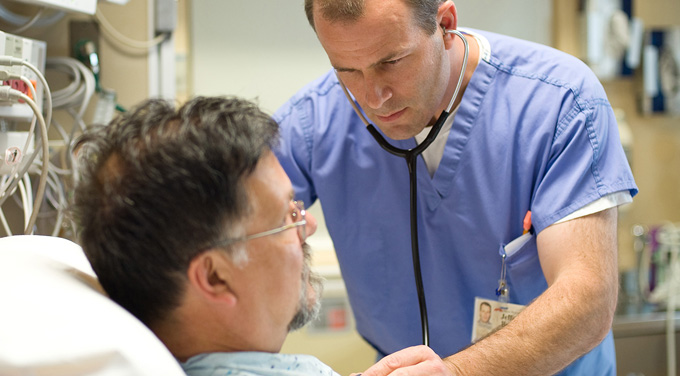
471,297,525,343
471,212,531,343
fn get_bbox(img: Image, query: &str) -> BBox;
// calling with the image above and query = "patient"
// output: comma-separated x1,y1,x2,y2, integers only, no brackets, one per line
71,96,338,376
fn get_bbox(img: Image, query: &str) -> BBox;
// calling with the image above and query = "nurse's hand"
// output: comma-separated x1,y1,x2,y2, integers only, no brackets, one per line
352,345,455,376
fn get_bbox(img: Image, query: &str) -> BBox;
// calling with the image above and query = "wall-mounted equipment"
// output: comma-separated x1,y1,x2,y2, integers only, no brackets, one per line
584,0,644,81
641,27,680,116
8,0,96,15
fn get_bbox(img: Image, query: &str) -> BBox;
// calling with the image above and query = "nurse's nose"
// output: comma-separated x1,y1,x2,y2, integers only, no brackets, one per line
363,74,392,109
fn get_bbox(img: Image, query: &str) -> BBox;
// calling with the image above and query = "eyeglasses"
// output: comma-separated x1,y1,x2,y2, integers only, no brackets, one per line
211,200,307,248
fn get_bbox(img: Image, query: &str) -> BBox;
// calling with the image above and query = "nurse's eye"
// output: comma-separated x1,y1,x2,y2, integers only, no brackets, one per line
380,58,404,73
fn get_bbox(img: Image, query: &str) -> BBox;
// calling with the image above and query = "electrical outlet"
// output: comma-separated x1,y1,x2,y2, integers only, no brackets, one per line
0,31,46,121
5,79,36,100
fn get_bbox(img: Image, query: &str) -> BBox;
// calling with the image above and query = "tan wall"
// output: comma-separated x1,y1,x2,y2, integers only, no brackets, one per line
176,0,189,103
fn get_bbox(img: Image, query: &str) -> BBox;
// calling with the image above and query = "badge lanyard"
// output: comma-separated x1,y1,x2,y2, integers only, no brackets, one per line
496,211,533,303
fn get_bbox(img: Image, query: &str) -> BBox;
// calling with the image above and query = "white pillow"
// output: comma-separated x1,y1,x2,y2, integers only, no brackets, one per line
0,235,186,376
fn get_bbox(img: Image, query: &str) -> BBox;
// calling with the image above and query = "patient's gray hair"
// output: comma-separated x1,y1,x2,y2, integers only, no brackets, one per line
72,96,278,327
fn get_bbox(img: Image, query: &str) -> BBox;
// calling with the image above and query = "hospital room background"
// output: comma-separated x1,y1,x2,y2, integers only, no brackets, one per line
0,0,678,375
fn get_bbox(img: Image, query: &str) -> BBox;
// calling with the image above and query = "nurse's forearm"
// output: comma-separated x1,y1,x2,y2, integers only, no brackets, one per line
444,209,618,375
444,279,613,374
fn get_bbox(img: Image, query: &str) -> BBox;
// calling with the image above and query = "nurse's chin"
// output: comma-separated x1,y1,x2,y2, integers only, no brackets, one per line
372,120,424,141
377,126,423,141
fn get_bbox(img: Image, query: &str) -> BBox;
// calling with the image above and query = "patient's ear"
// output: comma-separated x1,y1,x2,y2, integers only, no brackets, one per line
187,251,236,306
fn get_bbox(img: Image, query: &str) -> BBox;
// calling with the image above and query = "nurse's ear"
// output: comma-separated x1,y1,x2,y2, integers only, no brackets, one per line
437,1,458,46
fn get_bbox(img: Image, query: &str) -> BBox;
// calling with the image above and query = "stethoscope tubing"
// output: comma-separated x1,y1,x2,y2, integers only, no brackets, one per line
337,29,469,347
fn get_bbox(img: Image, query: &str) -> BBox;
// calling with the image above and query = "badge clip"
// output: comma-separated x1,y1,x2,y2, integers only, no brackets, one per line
496,246,509,303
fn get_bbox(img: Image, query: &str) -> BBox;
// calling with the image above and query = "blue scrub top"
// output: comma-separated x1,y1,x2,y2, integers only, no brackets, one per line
274,29,637,374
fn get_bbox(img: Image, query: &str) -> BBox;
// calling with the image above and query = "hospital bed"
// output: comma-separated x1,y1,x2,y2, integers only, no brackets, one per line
0,235,186,375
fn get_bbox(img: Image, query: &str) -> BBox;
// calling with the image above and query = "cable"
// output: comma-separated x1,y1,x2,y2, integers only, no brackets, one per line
19,75,37,101
0,58,52,214
668,251,677,376
639,224,680,376
0,206,11,236
10,161,68,236
0,3,64,28
95,7,169,50
0,75,39,196
17,177,29,231
51,118,70,143
46,167,65,236
657,224,680,376
0,114,37,202
0,87,49,234
37,57,96,236
10,7,45,34
0,103,36,203
49,61,82,105
29,159,68,236
18,91,48,235
47,57,95,118
23,173,32,223
0,170,13,236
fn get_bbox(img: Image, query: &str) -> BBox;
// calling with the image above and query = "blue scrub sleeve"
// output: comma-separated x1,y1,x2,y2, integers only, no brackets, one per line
531,97,637,233
274,98,317,207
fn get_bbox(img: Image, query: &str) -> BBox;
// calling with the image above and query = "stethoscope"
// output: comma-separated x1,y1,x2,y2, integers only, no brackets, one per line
337,29,469,347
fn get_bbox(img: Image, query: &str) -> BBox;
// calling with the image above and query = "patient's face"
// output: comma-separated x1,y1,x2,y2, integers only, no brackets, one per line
234,151,321,350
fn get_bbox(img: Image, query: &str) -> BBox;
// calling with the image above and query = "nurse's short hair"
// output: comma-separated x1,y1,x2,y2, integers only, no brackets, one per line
305,0,443,35
71,96,278,327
